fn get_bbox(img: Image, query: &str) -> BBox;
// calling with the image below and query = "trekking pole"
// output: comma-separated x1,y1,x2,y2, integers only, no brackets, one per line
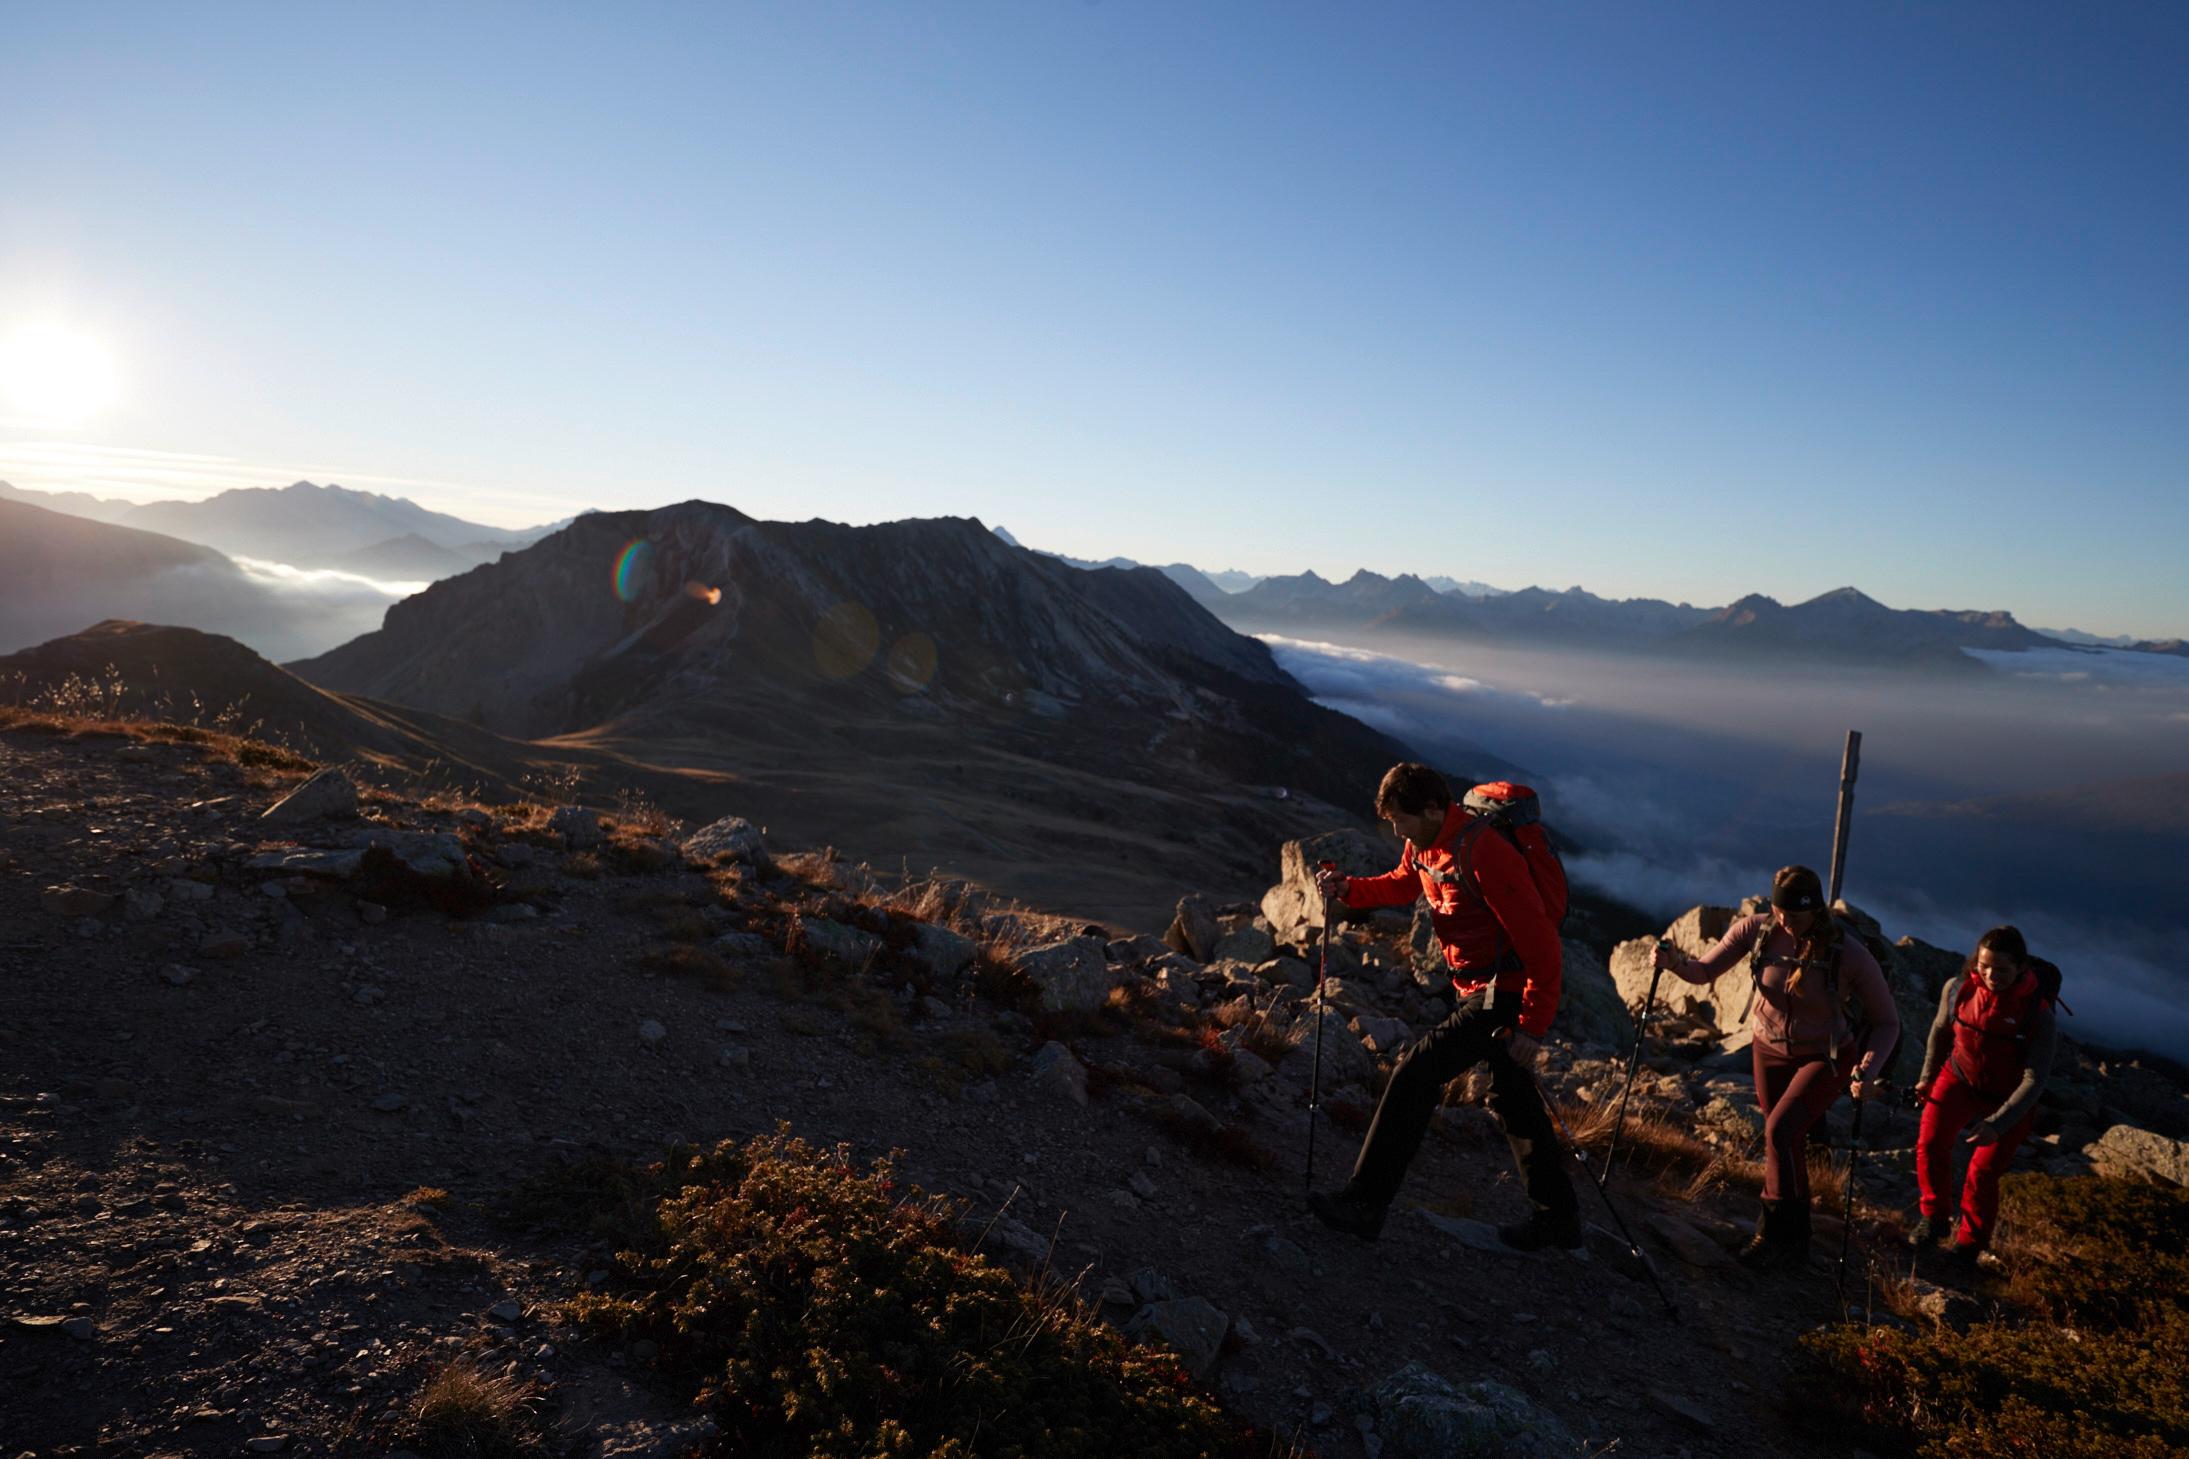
1601,950,1667,1175
1535,1077,1679,1320
1303,862,1334,1194
1835,1095,1867,1314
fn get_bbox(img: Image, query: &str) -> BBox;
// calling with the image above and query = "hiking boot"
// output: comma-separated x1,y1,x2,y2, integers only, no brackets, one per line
1498,1209,1584,1252
1307,1188,1387,1241
1906,1212,1951,1249
1738,1200,1805,1271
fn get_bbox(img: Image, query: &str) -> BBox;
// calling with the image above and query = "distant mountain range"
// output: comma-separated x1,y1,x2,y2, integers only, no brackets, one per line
0,479,558,580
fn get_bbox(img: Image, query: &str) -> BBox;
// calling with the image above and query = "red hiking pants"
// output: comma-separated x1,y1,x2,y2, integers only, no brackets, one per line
1916,1069,2037,1250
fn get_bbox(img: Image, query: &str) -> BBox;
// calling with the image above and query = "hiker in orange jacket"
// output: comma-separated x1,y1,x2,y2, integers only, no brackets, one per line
1305,762,1578,1250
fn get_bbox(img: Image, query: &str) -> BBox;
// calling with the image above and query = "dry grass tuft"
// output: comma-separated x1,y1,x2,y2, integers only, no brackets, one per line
0,703,317,770
406,1356,552,1458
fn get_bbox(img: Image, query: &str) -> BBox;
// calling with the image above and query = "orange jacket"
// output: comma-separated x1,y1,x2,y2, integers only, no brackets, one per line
1339,803,1563,1038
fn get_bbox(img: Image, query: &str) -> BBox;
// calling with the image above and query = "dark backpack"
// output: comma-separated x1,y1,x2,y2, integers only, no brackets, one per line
1448,782,1570,932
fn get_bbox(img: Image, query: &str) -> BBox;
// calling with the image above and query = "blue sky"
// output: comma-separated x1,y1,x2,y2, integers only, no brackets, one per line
2,2,2184,635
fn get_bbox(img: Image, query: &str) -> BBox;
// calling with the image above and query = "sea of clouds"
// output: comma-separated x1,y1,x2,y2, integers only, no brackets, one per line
1264,634,2189,1061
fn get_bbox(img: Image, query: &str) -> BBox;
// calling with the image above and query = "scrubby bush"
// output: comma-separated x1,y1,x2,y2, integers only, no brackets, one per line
1799,1174,2189,1459
568,1129,1271,1458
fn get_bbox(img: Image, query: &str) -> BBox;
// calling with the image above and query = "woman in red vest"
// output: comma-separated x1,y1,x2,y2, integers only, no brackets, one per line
1909,925,2058,1263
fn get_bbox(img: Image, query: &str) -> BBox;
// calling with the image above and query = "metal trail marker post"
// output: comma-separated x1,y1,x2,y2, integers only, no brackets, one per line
1827,730,1862,906
1827,728,1868,1313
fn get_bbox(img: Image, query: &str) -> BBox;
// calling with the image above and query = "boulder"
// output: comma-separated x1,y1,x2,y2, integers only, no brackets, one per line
1164,894,1220,963
1211,923,1275,965
682,815,770,870
1368,1361,1577,1459
1015,937,1117,1012
2086,1124,2189,1187
1028,1042,1089,1106
1555,937,1633,1050
1262,828,1392,944
909,922,977,978
1125,1297,1229,1380
800,918,881,968
260,767,357,825
1278,1007,1378,1092
1610,905,1749,1043
549,805,603,849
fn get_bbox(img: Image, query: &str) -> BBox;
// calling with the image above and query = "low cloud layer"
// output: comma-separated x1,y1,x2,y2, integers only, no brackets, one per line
1268,635,2189,1061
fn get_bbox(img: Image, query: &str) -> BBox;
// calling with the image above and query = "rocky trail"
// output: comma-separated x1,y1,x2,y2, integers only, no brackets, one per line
4,725,2185,1458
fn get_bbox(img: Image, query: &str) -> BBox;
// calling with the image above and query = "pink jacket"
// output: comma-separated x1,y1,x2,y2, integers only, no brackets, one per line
1676,913,1898,1075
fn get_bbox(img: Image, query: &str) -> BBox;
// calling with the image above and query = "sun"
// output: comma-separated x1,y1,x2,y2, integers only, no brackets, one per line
0,324,119,426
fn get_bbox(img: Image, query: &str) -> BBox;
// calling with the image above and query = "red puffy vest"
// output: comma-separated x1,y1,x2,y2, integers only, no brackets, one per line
1948,971,2047,1098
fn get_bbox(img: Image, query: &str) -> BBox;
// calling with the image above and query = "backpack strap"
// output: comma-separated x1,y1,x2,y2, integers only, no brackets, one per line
1429,818,1523,975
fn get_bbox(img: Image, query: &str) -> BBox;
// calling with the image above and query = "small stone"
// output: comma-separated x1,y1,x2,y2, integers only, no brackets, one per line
161,965,196,987
200,930,251,958
638,1019,668,1044
488,1300,521,1322
352,985,386,1007
548,805,603,848
370,1093,407,1113
42,885,118,917
1128,1171,1158,1199
245,1437,292,1454
357,902,389,926
717,1045,752,1069
61,1316,97,1341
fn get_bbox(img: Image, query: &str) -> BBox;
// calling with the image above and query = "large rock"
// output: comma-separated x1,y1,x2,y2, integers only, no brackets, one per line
1555,937,1633,1050
248,829,475,884
1163,894,1220,963
2086,1124,2189,1187
1211,922,1275,965
260,767,357,825
909,922,977,978
1610,905,1749,1042
1277,1007,1378,1092
1125,1296,1229,1380
1261,828,1392,945
1015,937,1116,1012
800,918,881,968
682,815,770,870
1369,1361,1577,1459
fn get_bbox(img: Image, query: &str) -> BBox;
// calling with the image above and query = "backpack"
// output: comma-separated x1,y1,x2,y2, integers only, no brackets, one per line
1450,782,1570,930
1748,919,1899,1071
2028,956,2071,1016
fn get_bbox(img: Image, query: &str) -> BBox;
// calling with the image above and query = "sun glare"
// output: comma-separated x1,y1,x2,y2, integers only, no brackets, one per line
0,323,119,426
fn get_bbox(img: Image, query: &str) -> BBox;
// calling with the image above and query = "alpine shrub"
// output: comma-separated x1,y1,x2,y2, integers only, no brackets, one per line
569,1129,1271,1459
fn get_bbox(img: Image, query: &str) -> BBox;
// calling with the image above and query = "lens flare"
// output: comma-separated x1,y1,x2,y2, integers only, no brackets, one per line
684,581,723,606
813,601,881,679
613,539,655,603
885,632,939,693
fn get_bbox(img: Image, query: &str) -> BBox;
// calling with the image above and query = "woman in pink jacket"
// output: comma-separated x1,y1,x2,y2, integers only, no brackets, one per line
1651,865,1899,1270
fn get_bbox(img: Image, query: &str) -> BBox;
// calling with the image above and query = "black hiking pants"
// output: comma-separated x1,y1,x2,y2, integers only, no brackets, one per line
1343,989,1577,1220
